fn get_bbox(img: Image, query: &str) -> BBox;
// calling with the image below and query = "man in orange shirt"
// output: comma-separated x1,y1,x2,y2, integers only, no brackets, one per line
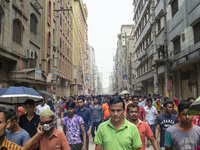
127,103,158,150
102,97,110,121
23,109,71,150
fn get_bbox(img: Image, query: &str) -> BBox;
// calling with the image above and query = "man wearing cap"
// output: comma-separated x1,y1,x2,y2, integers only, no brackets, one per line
23,109,71,150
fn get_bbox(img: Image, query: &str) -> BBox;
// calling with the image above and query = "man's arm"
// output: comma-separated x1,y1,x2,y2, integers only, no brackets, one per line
101,107,104,122
80,123,87,149
95,145,102,150
149,136,159,150
63,125,66,135
87,109,93,136
155,124,160,145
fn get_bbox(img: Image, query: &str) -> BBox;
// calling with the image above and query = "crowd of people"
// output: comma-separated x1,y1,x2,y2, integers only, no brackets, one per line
0,93,199,150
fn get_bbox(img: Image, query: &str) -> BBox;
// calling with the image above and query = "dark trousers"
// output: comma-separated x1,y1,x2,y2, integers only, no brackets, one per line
70,143,83,150
91,121,101,137
81,134,89,150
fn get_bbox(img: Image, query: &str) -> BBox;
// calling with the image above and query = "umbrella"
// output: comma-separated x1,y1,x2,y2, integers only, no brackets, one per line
120,90,130,95
38,90,53,99
0,86,43,105
187,96,200,115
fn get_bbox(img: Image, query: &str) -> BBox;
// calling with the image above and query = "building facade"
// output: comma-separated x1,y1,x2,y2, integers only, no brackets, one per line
0,0,45,90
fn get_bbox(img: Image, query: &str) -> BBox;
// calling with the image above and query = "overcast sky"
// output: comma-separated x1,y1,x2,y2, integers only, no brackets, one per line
83,0,134,89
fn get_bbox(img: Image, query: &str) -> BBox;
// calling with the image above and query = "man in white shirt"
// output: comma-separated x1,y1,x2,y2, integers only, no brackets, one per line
36,99,50,115
144,98,158,147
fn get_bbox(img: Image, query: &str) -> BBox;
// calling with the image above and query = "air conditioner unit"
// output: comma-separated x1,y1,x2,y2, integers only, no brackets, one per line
27,49,35,59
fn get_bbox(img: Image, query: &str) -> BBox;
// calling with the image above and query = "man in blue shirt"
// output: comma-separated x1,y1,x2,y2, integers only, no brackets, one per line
75,96,93,150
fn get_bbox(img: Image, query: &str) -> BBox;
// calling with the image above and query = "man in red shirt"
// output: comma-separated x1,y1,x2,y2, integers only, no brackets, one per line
132,95,145,121
127,103,158,150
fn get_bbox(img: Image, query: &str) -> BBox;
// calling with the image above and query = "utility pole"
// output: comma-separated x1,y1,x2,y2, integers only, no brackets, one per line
163,0,169,97
151,0,159,94
53,0,72,96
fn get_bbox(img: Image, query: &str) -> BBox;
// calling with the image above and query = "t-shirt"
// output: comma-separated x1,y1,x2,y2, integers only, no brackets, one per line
102,103,110,120
139,106,145,121
156,114,179,147
6,129,30,146
165,124,200,150
144,106,157,125
36,104,50,115
137,120,153,150
61,114,84,145
94,118,142,150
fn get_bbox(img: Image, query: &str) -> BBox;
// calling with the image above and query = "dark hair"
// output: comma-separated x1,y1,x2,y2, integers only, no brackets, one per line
93,96,99,100
66,100,76,109
187,97,195,102
132,95,139,99
56,96,60,99
77,96,85,102
153,94,157,96
107,96,111,100
108,97,125,109
178,101,191,113
87,98,91,101
164,97,169,101
163,101,174,108
146,98,152,103
0,107,9,121
127,103,139,113
25,99,35,106
7,109,18,121
139,96,143,98
148,94,151,97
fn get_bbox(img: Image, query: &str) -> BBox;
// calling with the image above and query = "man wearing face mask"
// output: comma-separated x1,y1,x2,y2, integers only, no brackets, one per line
23,109,71,150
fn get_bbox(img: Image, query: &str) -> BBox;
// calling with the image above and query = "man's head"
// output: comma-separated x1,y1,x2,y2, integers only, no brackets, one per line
87,98,92,105
40,109,55,135
41,99,45,106
66,100,76,117
108,97,125,123
56,96,60,101
127,103,139,122
147,94,151,98
77,97,85,108
146,98,153,107
164,97,169,102
6,109,18,131
178,102,193,126
153,94,157,99
124,94,129,101
132,95,139,105
163,101,174,114
25,99,35,115
0,107,10,138
129,94,132,100
187,97,195,104
93,96,99,104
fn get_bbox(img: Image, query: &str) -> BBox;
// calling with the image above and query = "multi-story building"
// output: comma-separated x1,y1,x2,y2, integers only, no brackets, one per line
115,25,134,94
70,0,88,95
42,0,73,97
0,0,45,90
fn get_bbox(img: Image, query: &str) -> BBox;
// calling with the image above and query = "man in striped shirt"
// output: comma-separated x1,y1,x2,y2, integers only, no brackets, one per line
0,107,24,150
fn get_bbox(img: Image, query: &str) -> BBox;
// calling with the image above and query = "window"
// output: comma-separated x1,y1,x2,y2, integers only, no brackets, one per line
47,59,51,74
13,20,23,44
30,14,37,34
157,18,161,32
60,15,62,26
60,38,62,49
173,37,181,55
47,0,51,25
194,21,200,44
47,32,51,55
171,0,178,17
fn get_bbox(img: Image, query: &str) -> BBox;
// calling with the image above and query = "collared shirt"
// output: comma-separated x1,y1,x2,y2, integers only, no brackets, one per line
31,128,71,150
144,106,157,125
138,106,145,121
137,120,153,150
36,104,50,115
75,107,93,133
0,137,24,150
94,118,142,150
19,113,40,137
89,104,104,123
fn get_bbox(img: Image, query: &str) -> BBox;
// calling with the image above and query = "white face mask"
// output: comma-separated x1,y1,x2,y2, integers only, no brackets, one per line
43,123,53,131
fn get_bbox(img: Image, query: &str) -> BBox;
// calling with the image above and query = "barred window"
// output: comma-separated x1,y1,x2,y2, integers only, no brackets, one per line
194,22,200,44
30,14,37,35
171,0,178,17
173,37,181,55
13,20,22,44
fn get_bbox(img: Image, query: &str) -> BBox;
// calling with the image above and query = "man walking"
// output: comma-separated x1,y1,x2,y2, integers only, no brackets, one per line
132,95,145,121
94,97,142,150
89,96,104,140
155,101,179,150
36,99,50,115
75,97,93,150
165,102,200,149
127,103,158,150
